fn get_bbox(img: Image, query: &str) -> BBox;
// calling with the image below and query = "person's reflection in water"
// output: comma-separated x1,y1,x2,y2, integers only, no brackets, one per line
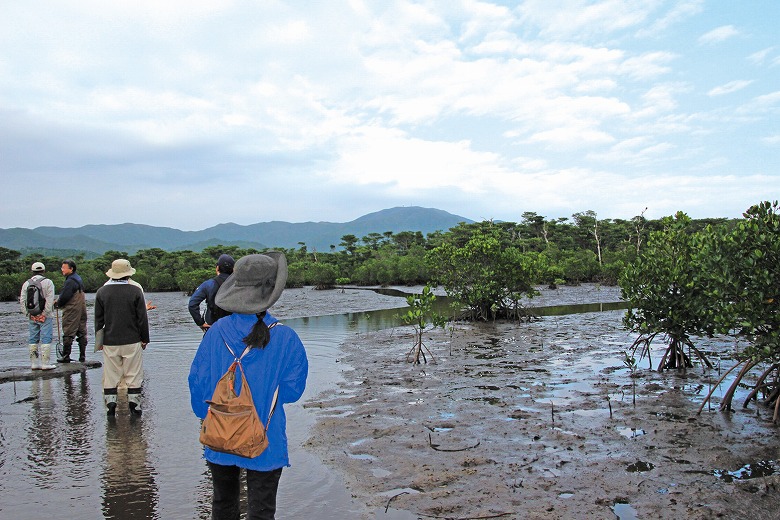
25,377,60,483
63,372,92,467
101,394,159,520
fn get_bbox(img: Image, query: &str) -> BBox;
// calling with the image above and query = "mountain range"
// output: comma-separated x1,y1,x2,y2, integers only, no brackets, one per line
0,206,473,256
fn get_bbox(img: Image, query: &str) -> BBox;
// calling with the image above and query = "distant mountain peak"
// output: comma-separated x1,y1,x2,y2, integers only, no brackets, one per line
0,207,472,255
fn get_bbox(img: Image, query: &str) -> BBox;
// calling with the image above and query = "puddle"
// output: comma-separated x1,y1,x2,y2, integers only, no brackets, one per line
558,491,574,498
465,396,503,405
626,461,655,472
613,502,638,520
346,452,377,461
713,460,779,482
616,426,646,439
652,411,687,422
376,487,422,497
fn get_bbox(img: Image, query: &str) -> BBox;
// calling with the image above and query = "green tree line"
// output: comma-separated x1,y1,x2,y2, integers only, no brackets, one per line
0,208,732,304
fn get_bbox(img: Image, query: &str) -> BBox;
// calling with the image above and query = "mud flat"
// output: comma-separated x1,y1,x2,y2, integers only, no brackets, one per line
305,306,780,519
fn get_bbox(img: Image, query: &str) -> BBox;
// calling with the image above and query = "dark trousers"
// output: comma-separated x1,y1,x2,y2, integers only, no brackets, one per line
208,462,283,520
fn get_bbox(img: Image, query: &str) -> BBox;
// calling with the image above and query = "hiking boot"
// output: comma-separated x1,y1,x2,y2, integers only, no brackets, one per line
106,402,117,416
129,402,142,416
79,356,86,362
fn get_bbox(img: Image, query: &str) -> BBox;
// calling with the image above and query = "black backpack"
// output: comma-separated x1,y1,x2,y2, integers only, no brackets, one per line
25,277,46,316
207,276,232,323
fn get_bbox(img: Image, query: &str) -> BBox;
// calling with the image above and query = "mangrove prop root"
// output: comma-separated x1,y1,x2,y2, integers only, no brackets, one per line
720,360,760,412
629,333,658,370
763,385,780,410
407,340,436,365
687,341,713,369
428,433,480,452
774,392,780,424
697,360,745,415
742,363,780,407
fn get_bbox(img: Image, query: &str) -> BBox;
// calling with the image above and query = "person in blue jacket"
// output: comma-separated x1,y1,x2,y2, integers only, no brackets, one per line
189,252,308,520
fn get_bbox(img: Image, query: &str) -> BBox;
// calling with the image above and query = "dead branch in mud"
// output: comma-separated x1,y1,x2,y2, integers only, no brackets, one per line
417,512,515,519
385,491,409,513
428,433,480,452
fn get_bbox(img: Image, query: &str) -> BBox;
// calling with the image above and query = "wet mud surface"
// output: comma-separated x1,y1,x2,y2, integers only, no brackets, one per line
306,287,780,519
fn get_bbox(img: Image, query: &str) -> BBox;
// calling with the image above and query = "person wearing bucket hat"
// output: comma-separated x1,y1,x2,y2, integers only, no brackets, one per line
20,262,56,370
189,252,308,519
188,253,235,332
95,259,150,416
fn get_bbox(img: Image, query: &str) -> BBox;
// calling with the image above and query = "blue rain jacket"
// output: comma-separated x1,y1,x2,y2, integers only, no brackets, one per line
188,312,308,471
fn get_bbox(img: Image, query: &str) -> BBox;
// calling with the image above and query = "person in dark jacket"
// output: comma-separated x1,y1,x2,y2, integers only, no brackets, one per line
95,258,150,416
189,252,307,520
188,254,234,332
55,259,88,363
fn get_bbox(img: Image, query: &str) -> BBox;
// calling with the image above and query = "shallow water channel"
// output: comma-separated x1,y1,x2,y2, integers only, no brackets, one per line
0,289,416,519
0,285,631,519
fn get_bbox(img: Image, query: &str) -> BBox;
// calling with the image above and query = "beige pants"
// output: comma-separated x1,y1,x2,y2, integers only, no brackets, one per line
102,342,144,406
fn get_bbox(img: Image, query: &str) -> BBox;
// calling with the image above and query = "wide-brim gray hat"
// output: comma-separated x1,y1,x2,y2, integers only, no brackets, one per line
106,258,136,279
215,252,287,314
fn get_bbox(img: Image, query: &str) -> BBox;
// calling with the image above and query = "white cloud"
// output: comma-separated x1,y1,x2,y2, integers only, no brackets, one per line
636,0,704,38
698,25,740,45
515,0,654,38
0,0,777,230
747,46,776,65
707,80,753,97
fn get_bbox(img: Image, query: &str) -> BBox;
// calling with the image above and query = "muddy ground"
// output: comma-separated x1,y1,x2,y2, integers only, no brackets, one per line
305,286,780,519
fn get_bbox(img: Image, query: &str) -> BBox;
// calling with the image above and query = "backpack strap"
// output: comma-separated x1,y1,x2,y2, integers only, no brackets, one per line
222,321,282,428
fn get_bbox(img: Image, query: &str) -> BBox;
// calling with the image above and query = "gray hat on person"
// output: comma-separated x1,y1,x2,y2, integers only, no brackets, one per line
105,258,136,279
31,262,45,272
215,253,287,314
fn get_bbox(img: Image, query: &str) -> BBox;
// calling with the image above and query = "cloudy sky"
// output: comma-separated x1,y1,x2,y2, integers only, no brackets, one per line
1,1,777,230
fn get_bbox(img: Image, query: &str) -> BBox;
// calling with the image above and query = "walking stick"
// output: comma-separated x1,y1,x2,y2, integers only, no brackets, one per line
55,308,64,358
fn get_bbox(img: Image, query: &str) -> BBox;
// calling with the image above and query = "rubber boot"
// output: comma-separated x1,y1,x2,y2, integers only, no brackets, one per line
58,338,72,363
128,391,143,415
40,344,56,370
29,344,40,370
78,341,87,363
104,393,118,416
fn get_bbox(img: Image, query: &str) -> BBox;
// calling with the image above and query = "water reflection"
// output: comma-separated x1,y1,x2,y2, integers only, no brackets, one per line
102,409,159,519
26,377,58,483
64,372,94,478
